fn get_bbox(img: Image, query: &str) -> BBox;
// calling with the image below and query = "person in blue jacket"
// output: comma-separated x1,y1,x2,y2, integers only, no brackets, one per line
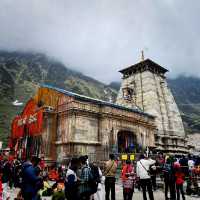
21,156,43,200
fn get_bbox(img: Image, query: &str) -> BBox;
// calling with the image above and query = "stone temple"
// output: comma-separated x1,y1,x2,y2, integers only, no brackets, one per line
10,56,189,162
116,57,188,153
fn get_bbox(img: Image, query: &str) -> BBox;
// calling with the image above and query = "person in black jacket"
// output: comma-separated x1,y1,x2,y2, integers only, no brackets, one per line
1,158,12,200
65,157,79,200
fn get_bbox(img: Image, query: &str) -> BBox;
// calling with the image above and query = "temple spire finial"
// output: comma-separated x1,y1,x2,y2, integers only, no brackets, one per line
141,50,144,61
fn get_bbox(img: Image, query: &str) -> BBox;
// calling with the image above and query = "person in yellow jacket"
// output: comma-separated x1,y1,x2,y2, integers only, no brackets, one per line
38,176,52,197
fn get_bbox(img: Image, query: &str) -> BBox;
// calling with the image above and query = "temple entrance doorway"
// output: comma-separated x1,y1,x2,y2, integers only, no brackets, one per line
117,131,137,153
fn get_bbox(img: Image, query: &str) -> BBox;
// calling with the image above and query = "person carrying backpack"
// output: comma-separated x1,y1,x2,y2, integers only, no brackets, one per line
104,154,117,200
136,153,155,200
78,156,93,200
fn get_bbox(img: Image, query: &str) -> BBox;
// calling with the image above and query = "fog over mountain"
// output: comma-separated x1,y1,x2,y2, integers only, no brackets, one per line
0,0,200,83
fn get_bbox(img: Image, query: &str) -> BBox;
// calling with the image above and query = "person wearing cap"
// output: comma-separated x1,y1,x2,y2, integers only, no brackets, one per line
136,153,155,200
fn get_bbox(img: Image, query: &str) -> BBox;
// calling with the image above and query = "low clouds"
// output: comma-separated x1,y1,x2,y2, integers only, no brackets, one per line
0,0,200,83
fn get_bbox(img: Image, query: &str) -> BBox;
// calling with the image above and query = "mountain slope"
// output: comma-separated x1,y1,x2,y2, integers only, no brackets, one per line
0,51,117,146
168,76,200,134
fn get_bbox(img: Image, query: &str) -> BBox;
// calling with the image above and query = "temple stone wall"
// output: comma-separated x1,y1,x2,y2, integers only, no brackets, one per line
53,104,155,161
36,86,156,162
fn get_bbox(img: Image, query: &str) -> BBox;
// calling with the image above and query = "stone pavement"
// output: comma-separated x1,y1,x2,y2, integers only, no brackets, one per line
96,182,200,200
8,182,200,200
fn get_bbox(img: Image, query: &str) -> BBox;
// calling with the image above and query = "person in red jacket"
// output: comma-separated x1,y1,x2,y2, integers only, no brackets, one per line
175,164,185,200
121,160,135,200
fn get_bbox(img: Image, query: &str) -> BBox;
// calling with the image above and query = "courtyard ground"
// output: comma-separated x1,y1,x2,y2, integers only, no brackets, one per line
9,181,200,200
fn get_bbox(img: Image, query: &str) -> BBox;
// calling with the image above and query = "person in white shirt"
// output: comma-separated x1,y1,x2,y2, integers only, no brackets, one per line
188,159,194,171
136,154,155,200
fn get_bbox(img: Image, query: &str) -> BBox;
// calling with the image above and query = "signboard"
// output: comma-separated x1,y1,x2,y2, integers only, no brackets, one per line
121,154,128,160
130,154,135,160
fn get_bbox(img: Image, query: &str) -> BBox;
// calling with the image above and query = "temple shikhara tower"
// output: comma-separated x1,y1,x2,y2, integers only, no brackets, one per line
117,54,187,153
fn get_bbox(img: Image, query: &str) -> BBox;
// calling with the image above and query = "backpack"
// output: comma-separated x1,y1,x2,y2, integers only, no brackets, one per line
90,164,100,184
88,164,100,194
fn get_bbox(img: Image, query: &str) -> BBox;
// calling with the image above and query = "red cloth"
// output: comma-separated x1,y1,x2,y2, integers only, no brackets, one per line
22,100,43,136
8,155,14,162
0,179,2,193
48,169,59,181
21,99,37,116
11,116,24,139
175,172,185,185
11,99,44,139
28,109,43,136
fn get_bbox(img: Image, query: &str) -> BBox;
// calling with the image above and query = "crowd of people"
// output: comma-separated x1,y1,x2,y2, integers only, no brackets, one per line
0,149,200,200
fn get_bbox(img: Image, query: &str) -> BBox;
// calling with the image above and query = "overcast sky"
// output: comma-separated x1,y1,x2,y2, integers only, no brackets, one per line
0,0,200,83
